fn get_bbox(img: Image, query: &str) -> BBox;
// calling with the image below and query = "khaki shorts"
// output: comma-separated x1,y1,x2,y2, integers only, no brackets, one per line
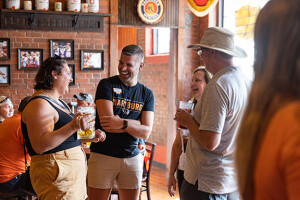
30,146,87,200
88,152,143,189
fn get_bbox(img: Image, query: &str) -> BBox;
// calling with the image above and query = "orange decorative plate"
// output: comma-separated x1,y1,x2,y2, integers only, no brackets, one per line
137,0,164,24
187,0,219,17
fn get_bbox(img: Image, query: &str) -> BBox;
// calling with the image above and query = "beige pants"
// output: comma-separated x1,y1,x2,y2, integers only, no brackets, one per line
88,152,144,189
30,146,87,200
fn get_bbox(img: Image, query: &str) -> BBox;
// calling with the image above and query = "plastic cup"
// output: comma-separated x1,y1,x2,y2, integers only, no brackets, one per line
177,101,194,129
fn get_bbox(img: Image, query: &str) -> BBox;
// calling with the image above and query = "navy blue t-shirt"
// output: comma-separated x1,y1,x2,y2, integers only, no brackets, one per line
91,75,155,158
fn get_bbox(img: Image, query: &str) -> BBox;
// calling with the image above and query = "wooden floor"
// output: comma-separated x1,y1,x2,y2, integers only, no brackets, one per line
140,166,180,200
111,166,179,200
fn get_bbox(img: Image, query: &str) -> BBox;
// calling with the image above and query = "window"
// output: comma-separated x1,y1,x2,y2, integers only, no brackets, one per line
221,0,269,79
152,28,170,55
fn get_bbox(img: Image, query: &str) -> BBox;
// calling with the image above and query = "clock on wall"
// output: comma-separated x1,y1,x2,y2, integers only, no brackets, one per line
137,0,164,24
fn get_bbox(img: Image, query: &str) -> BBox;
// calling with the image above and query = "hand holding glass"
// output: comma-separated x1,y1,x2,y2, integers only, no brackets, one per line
177,101,194,129
77,106,95,139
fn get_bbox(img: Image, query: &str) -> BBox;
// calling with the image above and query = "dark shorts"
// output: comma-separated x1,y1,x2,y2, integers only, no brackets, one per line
180,178,239,200
177,169,184,194
0,174,26,196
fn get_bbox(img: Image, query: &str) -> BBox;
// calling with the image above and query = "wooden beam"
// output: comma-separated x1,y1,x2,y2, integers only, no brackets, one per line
109,0,119,76
166,0,186,176
166,29,178,175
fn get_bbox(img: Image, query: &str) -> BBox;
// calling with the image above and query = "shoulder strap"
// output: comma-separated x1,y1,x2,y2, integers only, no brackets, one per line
58,99,72,112
27,96,71,112
23,137,28,170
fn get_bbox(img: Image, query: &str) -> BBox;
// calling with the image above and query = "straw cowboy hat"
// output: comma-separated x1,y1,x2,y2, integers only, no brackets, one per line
188,27,247,58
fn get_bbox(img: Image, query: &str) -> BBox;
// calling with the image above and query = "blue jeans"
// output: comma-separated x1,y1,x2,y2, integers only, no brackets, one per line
0,174,26,195
180,178,239,200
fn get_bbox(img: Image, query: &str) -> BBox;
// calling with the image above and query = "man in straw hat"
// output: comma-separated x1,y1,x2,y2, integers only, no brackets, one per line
174,27,251,199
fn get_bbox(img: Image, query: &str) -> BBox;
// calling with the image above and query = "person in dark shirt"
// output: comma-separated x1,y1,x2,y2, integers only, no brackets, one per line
21,55,105,199
88,45,155,200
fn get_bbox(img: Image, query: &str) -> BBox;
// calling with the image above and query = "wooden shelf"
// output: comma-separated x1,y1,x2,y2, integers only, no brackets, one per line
0,9,111,32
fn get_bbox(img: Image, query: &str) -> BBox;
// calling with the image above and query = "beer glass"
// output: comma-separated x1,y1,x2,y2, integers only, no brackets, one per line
177,101,194,129
77,106,95,139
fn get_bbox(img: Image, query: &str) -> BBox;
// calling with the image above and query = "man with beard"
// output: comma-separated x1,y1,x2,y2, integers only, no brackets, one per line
88,45,155,200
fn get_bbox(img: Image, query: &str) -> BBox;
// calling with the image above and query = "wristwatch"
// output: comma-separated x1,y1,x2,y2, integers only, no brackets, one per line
121,120,128,130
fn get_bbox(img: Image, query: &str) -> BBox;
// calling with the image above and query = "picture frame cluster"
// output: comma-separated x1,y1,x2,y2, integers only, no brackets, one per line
0,38,104,86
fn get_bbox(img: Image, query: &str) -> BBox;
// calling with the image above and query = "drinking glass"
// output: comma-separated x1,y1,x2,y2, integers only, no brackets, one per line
177,101,194,129
77,106,95,139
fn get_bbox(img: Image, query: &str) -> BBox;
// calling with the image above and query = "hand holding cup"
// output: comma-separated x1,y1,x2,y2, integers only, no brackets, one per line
174,101,194,129
76,106,96,139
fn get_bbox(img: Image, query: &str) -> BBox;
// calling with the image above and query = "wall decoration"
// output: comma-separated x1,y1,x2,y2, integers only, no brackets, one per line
0,38,10,60
69,64,75,86
137,0,164,24
0,64,11,86
18,49,43,70
50,39,75,60
80,50,104,71
235,5,260,40
186,0,219,17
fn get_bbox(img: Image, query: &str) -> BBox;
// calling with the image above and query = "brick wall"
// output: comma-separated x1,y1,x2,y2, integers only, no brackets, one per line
0,0,110,109
134,7,215,164
136,28,168,148
0,0,218,166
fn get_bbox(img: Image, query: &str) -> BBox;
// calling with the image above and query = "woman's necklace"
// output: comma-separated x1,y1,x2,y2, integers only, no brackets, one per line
39,90,49,97
36,91,74,120
38,90,70,112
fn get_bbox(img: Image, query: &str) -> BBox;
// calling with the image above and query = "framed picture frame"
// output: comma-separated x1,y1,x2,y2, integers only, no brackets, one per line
50,39,74,60
18,49,43,71
81,50,104,71
69,64,75,86
0,64,11,86
0,38,10,60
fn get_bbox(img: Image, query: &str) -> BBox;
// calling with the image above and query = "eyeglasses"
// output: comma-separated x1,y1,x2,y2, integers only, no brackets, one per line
0,97,10,104
197,49,202,56
197,48,209,56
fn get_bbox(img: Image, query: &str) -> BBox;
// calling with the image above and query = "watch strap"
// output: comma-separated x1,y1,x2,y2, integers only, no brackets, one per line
121,120,128,129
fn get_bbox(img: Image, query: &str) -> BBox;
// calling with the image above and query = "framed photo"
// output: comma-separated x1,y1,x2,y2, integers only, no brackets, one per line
18,49,43,70
69,64,75,86
81,50,104,70
0,38,10,60
0,65,11,86
50,39,74,60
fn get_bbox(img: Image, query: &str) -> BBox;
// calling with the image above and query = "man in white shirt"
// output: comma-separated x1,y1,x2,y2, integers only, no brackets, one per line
174,27,251,200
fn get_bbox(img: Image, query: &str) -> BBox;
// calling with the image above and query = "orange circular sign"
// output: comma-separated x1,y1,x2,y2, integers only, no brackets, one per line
137,0,164,24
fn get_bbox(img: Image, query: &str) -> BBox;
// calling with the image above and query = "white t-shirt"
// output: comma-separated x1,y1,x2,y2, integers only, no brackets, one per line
184,66,251,194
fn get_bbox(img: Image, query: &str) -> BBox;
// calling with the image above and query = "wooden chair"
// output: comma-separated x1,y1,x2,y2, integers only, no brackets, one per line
109,141,156,200
0,191,35,200
140,141,156,200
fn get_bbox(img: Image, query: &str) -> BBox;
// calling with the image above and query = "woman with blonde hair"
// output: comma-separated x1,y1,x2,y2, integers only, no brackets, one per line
168,66,211,197
236,0,300,199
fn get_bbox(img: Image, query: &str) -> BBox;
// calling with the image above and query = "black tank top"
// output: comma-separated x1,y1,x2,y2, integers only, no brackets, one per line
21,96,81,156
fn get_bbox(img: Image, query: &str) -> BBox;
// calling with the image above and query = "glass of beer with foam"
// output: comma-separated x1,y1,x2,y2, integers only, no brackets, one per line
77,106,95,139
